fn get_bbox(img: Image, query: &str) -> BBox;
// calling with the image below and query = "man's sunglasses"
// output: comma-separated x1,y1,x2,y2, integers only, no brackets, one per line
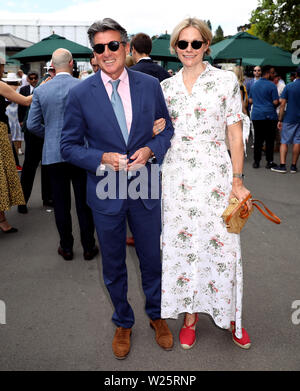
177,40,206,50
93,41,126,54
29,76,38,80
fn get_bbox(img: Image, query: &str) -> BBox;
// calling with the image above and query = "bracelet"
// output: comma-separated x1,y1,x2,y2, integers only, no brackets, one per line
233,173,244,179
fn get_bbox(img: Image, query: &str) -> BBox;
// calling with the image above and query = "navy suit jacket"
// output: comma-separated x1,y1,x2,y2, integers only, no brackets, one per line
61,68,174,215
130,58,171,82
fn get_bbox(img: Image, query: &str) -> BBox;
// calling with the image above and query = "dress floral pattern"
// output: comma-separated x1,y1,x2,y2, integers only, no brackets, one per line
160,62,244,338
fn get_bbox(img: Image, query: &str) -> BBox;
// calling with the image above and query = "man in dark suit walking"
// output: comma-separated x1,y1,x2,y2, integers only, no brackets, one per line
18,71,52,213
61,18,174,359
130,33,171,82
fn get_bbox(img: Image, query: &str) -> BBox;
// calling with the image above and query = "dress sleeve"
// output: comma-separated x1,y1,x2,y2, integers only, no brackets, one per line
226,74,243,126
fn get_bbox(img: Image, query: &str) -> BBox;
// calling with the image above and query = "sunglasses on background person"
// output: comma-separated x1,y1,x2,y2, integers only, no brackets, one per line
29,76,38,80
93,41,126,54
177,40,206,50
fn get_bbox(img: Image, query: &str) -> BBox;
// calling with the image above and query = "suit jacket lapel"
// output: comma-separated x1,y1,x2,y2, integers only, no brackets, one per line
90,73,127,147
127,69,142,147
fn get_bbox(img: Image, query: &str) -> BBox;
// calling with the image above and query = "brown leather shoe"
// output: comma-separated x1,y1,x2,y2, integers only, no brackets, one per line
150,319,173,350
112,327,132,359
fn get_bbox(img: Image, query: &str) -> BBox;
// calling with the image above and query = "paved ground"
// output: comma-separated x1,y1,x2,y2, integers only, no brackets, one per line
0,144,299,371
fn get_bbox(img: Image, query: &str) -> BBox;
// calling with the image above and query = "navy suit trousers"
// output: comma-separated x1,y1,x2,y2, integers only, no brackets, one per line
92,197,162,328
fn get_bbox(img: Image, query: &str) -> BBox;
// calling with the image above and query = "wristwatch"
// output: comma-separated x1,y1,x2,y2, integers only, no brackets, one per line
233,173,244,179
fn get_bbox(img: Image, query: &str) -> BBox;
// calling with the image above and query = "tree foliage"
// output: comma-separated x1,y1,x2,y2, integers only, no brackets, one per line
250,0,300,51
212,25,224,44
206,20,212,31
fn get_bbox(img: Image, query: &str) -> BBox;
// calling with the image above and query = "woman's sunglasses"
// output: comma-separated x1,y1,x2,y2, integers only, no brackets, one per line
93,41,126,54
177,40,206,50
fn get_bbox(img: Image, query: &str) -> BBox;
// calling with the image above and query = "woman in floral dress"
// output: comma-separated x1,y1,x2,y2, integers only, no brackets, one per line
160,18,252,349
0,61,31,233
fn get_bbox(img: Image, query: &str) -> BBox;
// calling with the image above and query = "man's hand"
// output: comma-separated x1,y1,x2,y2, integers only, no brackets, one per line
101,152,128,171
277,121,283,131
127,147,153,170
152,118,166,137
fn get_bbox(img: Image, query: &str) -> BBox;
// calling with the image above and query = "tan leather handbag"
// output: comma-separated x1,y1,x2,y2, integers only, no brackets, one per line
222,193,281,234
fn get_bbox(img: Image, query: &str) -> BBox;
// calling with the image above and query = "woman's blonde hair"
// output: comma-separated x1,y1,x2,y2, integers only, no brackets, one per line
233,65,245,85
125,55,134,67
170,17,213,56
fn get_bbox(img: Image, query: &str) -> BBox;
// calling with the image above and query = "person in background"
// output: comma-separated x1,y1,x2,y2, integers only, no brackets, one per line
18,70,53,214
249,65,279,169
168,69,174,76
130,33,171,82
272,72,286,152
245,66,261,98
17,69,29,87
2,72,24,155
39,64,56,85
0,59,31,233
245,66,261,146
125,54,134,68
270,67,285,89
233,66,248,115
271,66,300,174
273,73,285,97
290,72,296,82
160,17,252,351
90,53,100,73
27,48,98,262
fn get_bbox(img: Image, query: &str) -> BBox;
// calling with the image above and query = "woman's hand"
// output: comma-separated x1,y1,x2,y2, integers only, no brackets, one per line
128,147,153,170
229,178,252,210
152,118,166,137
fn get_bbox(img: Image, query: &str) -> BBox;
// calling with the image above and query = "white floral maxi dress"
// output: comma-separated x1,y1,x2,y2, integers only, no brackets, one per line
160,63,244,338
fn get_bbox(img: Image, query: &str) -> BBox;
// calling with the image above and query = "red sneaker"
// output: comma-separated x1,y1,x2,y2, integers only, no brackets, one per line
16,165,22,172
179,314,198,350
230,321,251,349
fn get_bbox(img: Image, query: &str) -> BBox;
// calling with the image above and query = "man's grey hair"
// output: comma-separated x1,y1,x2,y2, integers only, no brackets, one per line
88,18,128,48
52,48,73,68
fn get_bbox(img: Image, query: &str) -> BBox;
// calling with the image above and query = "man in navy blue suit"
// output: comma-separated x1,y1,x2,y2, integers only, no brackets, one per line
130,33,171,82
61,18,174,359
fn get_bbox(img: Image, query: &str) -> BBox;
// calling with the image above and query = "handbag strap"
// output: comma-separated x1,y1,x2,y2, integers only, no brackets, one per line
226,193,252,223
226,194,281,225
252,199,281,224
